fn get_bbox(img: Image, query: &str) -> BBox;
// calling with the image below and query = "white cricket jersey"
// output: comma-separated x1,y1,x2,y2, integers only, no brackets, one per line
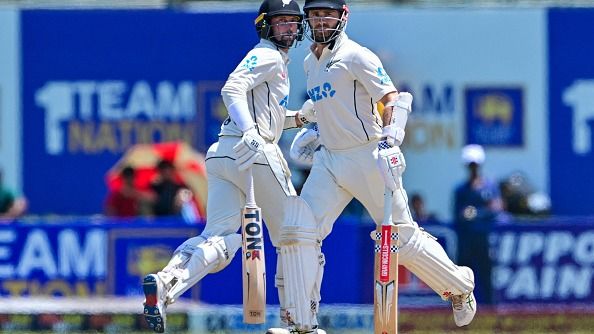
304,33,397,150
220,39,291,144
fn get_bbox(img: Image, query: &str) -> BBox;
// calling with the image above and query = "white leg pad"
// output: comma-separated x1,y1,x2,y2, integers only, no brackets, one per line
159,234,242,303
279,196,325,331
397,224,474,300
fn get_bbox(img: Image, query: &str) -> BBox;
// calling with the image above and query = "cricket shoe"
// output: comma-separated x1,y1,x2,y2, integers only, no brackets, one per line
266,327,326,334
450,266,477,327
143,274,168,333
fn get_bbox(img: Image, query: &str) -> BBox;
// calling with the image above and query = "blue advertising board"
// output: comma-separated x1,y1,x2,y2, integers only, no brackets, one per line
3,216,592,306
492,219,594,305
548,8,594,215
21,10,257,214
465,86,524,147
0,218,200,298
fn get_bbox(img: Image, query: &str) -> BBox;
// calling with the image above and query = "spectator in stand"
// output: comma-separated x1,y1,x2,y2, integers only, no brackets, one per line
149,160,190,217
0,170,27,219
452,144,506,305
104,166,150,217
410,192,437,225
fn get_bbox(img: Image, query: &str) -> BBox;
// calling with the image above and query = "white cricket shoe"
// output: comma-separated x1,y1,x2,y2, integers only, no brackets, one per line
266,328,326,334
450,266,477,327
143,274,167,333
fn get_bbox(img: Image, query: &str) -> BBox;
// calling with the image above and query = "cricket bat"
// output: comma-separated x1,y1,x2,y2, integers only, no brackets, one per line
241,168,266,324
373,188,399,334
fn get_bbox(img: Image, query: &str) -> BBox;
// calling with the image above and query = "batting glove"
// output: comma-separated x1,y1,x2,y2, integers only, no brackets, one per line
297,99,316,125
376,140,406,191
290,126,320,166
233,128,265,171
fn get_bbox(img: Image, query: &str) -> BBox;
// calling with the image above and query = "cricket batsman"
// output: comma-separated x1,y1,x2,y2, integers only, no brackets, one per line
270,0,477,332
141,1,317,332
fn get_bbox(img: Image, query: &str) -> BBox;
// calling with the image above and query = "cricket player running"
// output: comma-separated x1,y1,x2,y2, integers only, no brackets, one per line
141,1,317,332
271,0,477,332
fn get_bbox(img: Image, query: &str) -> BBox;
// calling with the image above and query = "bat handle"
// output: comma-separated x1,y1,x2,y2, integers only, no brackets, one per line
382,187,393,226
246,168,256,208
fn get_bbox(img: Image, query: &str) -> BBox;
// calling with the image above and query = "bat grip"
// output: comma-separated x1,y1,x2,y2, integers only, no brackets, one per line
382,187,393,226
246,168,256,208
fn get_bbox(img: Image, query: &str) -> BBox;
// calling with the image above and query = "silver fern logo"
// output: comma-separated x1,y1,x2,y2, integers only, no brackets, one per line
242,55,258,72
377,67,392,85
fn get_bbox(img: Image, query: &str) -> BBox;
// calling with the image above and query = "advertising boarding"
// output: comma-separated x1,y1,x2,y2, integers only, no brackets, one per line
21,10,256,214
0,219,199,298
0,10,21,192
548,9,594,215
492,220,594,305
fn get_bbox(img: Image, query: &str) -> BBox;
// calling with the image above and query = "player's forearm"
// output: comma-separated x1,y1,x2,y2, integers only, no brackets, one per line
221,81,254,132
226,100,254,132
284,109,301,129
379,92,413,146
386,101,409,130
379,91,400,127
283,99,316,130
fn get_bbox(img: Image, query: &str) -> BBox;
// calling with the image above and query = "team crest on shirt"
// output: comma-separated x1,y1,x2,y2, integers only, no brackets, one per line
243,55,258,72
377,67,392,85
325,58,342,71
307,82,336,102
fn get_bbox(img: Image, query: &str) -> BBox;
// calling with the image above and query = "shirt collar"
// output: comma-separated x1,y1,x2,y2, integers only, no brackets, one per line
314,33,348,59
259,38,290,64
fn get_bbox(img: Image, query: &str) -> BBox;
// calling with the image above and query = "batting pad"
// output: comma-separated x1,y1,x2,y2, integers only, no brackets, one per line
396,224,475,299
162,234,242,303
279,196,324,331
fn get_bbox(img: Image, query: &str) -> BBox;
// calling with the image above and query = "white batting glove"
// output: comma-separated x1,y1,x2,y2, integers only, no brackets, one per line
233,128,265,171
376,140,406,191
297,99,316,125
290,126,320,166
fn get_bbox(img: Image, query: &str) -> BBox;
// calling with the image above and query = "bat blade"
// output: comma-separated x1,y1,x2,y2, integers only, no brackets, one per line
374,224,399,334
241,205,266,324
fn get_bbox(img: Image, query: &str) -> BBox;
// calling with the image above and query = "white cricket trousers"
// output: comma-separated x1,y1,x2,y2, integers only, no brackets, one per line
203,136,296,246
300,140,414,240
300,140,475,300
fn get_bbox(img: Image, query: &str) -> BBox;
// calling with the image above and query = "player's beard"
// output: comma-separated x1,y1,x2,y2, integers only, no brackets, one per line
313,29,332,43
312,29,335,43
308,21,340,44
272,33,296,48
